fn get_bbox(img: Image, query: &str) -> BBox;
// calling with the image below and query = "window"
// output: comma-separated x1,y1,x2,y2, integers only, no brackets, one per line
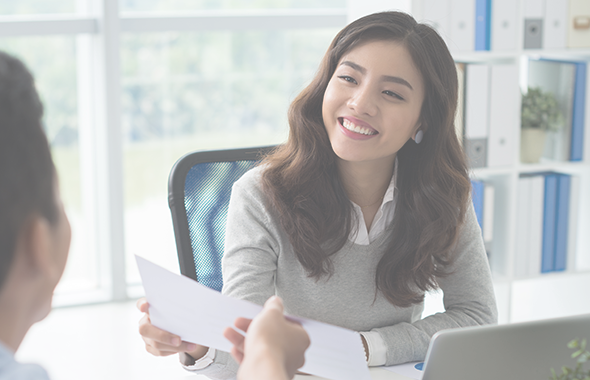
120,0,346,12
121,28,338,284
0,0,346,304
0,1,76,15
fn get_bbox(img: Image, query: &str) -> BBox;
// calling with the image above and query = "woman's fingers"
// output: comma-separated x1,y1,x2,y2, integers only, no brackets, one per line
138,308,181,346
138,307,197,356
136,297,149,313
142,335,198,355
144,340,179,357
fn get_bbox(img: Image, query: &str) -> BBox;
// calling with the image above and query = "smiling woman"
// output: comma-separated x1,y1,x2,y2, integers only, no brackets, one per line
322,40,425,230
322,41,424,166
137,11,498,379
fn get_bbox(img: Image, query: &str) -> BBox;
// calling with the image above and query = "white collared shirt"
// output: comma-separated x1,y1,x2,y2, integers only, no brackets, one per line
350,159,398,366
349,159,397,246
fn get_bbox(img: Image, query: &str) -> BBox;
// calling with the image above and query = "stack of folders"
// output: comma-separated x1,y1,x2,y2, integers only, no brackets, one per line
456,62,519,169
515,172,580,277
420,0,496,52
471,179,494,257
419,0,590,52
522,0,590,50
526,59,587,162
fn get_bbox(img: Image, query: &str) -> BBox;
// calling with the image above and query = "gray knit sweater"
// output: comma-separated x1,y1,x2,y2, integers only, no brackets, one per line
186,166,497,379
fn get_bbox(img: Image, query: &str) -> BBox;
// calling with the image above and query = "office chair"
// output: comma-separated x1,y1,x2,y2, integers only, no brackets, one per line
168,146,275,291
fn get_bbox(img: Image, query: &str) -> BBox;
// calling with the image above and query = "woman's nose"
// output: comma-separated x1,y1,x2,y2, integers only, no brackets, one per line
346,85,377,116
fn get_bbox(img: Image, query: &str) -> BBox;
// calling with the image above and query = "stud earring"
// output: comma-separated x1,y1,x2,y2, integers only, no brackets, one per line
414,130,424,144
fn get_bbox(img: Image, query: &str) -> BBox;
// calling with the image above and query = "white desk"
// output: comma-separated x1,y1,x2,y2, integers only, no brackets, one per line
295,368,412,380
16,300,411,380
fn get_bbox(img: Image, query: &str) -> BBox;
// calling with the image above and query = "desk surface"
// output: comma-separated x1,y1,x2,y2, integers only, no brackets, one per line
16,300,412,380
295,368,411,380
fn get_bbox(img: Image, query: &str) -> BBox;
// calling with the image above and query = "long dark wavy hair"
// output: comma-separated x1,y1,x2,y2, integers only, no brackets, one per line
261,11,471,307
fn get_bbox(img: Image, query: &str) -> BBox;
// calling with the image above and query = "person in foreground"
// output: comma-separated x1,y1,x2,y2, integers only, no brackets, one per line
222,296,310,380
0,51,71,379
138,11,498,379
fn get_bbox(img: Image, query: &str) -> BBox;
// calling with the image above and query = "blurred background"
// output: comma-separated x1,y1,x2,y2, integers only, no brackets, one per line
0,0,358,304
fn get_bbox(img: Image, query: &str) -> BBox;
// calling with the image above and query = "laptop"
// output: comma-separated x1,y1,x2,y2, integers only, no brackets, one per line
421,313,590,380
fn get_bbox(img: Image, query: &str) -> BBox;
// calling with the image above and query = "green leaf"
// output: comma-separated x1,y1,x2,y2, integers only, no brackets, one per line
521,86,565,131
569,339,580,349
548,337,590,379
573,349,583,358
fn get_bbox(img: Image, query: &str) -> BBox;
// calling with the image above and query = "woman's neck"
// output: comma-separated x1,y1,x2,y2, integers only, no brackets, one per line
337,156,395,208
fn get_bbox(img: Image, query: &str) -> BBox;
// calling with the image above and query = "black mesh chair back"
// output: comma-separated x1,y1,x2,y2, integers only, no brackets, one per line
168,146,275,291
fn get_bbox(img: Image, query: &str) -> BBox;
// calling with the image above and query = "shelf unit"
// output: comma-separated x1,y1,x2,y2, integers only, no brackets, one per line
413,1,590,324
473,52,590,323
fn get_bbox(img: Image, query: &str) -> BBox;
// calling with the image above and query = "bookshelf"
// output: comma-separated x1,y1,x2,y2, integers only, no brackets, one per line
412,0,590,324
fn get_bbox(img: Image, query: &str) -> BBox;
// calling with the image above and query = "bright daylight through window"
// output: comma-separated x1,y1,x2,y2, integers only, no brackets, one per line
0,0,346,304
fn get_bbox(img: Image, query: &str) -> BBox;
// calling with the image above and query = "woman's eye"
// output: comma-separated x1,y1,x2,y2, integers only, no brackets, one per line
338,75,357,84
383,90,404,100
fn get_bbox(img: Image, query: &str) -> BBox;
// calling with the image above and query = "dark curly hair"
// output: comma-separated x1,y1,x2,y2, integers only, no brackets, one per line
261,11,470,307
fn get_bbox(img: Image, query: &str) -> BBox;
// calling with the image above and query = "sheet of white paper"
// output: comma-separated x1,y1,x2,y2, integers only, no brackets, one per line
135,255,371,380
382,361,424,380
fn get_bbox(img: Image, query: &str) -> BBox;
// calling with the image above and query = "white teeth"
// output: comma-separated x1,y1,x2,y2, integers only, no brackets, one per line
342,119,376,136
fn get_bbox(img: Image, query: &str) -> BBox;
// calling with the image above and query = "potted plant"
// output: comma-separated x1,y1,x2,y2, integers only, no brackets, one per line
551,338,590,380
520,86,564,163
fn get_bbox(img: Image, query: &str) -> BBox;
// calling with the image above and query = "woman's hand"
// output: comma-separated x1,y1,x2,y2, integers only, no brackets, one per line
137,297,209,360
223,296,310,380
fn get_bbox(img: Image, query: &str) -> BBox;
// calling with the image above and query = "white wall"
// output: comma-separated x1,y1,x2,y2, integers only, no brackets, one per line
348,0,413,22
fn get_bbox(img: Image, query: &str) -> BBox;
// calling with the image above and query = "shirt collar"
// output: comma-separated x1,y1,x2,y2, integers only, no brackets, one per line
382,157,398,206
348,158,398,245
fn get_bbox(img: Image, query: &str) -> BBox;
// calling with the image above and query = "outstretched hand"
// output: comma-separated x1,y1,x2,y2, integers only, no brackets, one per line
223,296,310,380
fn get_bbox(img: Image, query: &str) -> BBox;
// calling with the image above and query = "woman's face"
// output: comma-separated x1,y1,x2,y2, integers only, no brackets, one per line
322,39,425,167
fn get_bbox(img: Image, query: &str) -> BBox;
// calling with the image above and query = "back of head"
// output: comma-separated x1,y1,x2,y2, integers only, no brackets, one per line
0,51,57,290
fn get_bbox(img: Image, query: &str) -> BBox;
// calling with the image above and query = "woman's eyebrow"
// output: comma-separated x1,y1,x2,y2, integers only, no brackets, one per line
382,75,413,90
340,60,414,90
341,60,366,74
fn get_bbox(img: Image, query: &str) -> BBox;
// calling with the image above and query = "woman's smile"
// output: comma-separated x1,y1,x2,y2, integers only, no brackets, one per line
339,117,379,139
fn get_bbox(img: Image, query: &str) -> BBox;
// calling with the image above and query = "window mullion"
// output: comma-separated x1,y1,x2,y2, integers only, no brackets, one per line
90,0,127,301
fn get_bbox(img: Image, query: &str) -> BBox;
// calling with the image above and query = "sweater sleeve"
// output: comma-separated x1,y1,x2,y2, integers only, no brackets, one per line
370,202,498,366
221,170,281,305
182,168,280,380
